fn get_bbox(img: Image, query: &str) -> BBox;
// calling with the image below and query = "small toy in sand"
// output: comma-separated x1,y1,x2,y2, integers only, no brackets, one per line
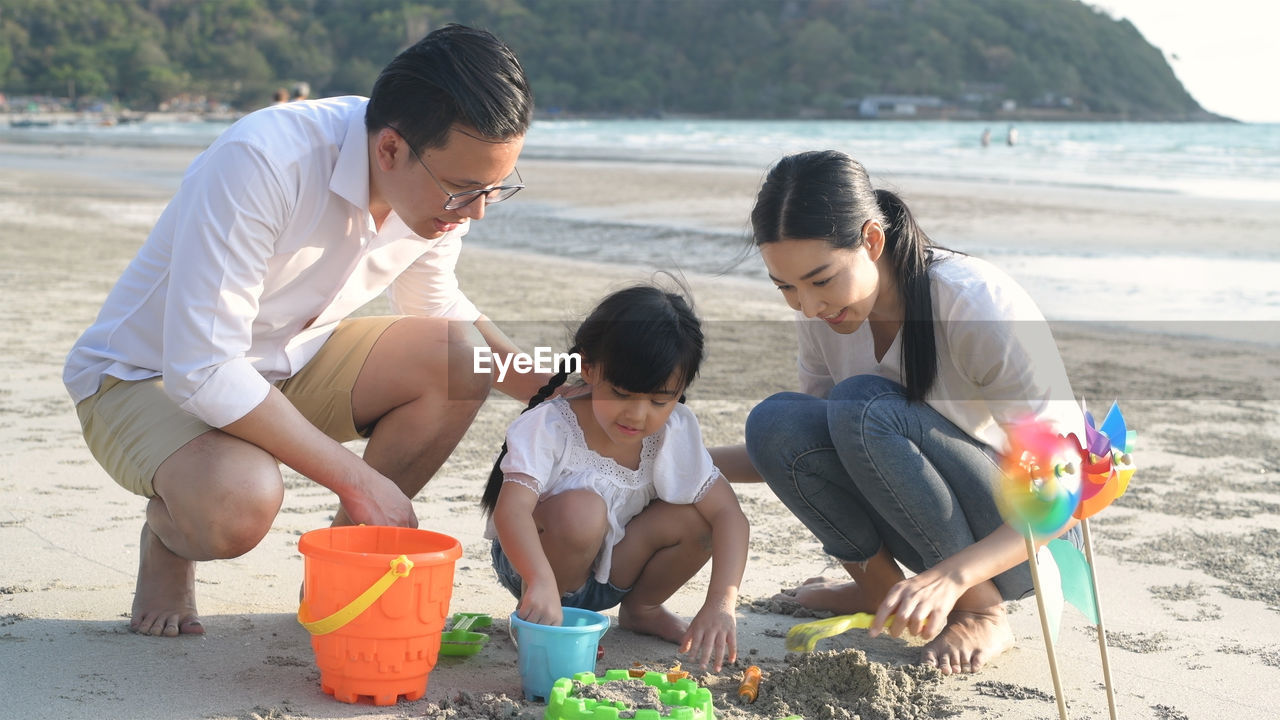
737,665,761,703
785,612,896,652
439,612,491,657
627,661,689,682
544,669,714,720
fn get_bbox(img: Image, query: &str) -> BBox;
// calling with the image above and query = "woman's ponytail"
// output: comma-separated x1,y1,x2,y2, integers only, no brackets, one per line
875,189,938,402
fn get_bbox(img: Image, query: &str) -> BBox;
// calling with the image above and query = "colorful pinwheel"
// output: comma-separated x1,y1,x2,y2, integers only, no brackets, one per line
997,418,1084,537
1074,402,1135,520
998,405,1136,720
996,417,1083,719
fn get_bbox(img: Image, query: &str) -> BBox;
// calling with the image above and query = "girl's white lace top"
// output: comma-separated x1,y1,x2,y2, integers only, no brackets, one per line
486,395,719,583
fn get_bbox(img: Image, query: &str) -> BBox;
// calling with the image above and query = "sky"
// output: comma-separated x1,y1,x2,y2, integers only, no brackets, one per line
1092,0,1279,123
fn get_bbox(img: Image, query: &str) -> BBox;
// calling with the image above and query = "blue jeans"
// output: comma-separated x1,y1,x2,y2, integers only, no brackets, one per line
490,538,630,612
746,375,1079,601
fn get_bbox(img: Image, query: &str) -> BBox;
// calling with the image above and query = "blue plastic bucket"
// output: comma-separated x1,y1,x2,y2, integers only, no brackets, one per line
509,608,609,701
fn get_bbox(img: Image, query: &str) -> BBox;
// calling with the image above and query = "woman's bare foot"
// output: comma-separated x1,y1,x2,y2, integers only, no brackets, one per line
920,608,1014,675
771,575,880,615
773,551,906,615
619,602,688,644
130,523,204,637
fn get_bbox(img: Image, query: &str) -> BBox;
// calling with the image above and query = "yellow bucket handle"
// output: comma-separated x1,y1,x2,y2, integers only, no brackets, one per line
297,554,414,636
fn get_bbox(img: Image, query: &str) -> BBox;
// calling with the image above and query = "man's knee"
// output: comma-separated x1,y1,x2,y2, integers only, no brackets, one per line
372,316,490,406
445,321,492,403
191,470,282,559
155,435,283,558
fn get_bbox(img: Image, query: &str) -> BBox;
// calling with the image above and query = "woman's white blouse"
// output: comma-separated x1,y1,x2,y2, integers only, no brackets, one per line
796,251,1085,452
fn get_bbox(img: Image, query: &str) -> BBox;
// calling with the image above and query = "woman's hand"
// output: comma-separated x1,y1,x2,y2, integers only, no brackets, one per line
869,522,1065,640
870,565,966,641
680,599,737,672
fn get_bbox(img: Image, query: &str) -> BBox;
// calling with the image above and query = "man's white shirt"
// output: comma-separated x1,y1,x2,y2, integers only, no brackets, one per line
65,96,480,427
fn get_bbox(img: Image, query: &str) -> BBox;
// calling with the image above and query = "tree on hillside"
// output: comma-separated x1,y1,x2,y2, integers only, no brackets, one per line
0,0,1207,119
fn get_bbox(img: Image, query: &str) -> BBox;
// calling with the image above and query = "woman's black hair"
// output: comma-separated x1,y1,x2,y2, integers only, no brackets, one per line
480,284,705,515
365,23,533,150
750,150,942,402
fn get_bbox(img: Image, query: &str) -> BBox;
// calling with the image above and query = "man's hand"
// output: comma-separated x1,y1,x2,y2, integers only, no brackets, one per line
221,387,418,528
338,469,418,528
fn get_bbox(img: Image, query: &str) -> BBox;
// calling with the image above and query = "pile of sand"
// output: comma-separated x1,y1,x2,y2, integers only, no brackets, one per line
414,649,946,720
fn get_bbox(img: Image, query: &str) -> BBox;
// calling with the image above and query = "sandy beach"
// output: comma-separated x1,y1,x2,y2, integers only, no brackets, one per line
2,142,1278,720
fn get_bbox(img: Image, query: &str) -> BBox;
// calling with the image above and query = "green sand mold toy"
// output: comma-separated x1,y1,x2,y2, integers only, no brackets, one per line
544,669,714,720
440,612,492,657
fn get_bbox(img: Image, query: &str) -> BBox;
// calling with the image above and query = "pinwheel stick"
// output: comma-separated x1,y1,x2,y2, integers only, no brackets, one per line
1081,519,1118,720
1025,529,1070,720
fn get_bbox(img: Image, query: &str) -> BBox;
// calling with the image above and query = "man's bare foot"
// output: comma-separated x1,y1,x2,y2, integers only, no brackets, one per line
619,602,688,644
920,608,1014,675
770,576,879,615
131,523,204,637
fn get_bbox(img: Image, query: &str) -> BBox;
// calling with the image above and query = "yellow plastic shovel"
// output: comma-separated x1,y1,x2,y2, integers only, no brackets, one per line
784,613,895,652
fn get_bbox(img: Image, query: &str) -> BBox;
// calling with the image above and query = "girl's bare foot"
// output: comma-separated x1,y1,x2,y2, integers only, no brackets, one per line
130,523,204,637
619,602,688,644
920,608,1014,675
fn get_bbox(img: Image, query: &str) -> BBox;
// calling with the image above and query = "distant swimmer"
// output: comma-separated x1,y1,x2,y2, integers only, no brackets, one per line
981,127,991,147
1006,125,1019,146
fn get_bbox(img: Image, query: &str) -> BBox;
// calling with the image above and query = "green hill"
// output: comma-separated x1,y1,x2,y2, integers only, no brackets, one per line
0,0,1215,120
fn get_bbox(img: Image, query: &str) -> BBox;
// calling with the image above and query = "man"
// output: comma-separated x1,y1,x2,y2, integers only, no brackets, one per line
64,24,544,637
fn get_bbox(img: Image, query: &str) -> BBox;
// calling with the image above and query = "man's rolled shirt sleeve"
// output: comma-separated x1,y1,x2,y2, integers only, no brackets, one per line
163,141,289,427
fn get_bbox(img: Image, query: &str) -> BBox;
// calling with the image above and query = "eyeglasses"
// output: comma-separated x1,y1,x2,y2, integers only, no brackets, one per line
389,126,524,211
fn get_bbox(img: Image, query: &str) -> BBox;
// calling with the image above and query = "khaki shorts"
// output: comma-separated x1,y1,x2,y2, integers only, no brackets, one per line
75,316,404,497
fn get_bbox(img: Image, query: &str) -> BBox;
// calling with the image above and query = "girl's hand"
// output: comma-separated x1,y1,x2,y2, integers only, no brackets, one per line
679,602,737,672
516,580,564,627
870,566,965,641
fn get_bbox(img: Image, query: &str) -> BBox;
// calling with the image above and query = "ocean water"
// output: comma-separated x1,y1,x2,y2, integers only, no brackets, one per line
4,116,1277,342
516,119,1280,343
8,115,1277,201
525,119,1280,203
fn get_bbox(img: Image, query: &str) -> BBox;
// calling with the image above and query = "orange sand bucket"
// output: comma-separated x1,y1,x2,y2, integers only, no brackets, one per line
297,526,462,705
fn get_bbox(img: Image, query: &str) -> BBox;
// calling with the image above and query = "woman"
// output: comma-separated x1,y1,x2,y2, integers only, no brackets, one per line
713,150,1084,675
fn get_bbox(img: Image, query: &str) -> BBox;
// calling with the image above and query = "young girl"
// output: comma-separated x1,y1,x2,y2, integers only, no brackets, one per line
481,284,749,672
712,150,1085,675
